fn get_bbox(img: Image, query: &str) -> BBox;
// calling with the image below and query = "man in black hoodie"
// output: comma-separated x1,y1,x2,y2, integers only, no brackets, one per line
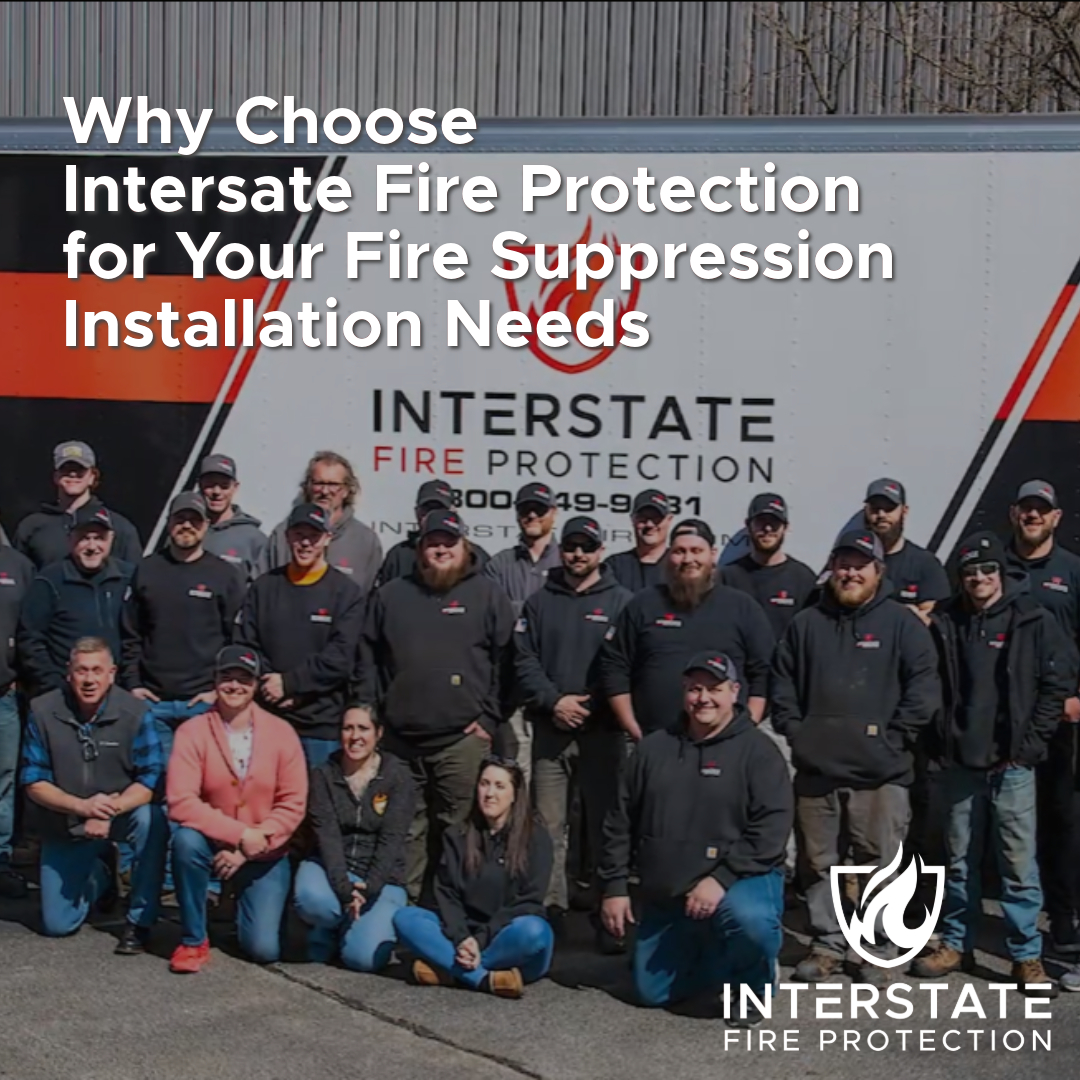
358,508,516,899
913,531,1067,996
600,652,792,1026
771,527,940,984
514,515,633,923
603,489,674,594
238,503,366,767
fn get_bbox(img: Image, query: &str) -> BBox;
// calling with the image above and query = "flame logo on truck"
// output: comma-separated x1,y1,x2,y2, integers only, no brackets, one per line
830,843,944,969
503,217,645,375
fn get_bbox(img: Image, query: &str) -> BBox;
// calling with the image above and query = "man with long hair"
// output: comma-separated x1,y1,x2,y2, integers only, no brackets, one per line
358,508,516,900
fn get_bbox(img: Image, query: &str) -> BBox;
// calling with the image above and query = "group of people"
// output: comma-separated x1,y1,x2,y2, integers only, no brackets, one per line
1,439,1079,1024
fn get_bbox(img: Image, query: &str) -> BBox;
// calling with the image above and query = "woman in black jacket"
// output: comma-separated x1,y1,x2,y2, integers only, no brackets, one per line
293,706,414,971
393,756,554,998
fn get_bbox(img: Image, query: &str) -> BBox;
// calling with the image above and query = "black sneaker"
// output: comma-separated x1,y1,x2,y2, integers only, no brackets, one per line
726,1003,766,1028
0,866,28,900
595,922,627,956
1050,918,1080,956
114,923,150,956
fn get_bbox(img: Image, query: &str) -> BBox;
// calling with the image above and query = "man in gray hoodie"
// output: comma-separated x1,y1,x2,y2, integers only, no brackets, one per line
197,454,267,584
262,451,383,595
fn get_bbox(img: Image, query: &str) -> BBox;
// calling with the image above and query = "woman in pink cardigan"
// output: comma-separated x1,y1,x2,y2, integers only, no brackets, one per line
166,646,308,973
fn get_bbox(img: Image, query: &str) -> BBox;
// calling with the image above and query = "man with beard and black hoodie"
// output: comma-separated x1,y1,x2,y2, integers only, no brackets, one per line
514,515,633,930
600,653,792,1027
913,531,1068,996
14,441,142,569
601,519,774,741
603,489,675,594
196,454,267,584
1004,479,1080,955
771,527,940,985
358,508,516,899
376,479,490,585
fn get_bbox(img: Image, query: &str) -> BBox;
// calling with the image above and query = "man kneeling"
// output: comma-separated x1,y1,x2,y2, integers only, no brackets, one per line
599,653,792,1026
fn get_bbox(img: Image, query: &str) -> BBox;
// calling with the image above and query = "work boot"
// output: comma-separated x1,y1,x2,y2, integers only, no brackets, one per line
410,960,453,987
1013,958,1059,999
911,945,968,978
114,923,150,956
0,866,28,899
857,963,893,987
793,950,843,982
487,968,524,999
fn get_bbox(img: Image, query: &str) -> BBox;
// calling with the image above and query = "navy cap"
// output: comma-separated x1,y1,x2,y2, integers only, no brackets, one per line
683,651,739,684
215,645,261,678
198,453,238,480
419,508,465,540
671,518,717,547
748,492,789,523
416,479,453,510
286,503,331,533
831,528,885,561
632,489,672,517
957,530,1008,570
169,492,209,520
53,440,96,470
70,504,114,532
1015,480,1058,509
865,478,906,507
515,482,556,510
561,516,603,546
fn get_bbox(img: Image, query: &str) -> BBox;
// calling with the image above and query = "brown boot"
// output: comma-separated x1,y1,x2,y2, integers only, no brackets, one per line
793,951,843,982
487,968,524,999
911,945,965,978
411,960,453,987
1012,958,1059,999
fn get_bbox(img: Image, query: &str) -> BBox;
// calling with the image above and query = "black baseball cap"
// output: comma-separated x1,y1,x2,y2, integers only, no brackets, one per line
683,651,739,684
419,508,465,540
831,528,885,561
632,489,671,517
70,504,114,532
1015,480,1058,509
198,453,238,480
416,479,453,510
671,518,717,547
515,482,556,510
286,503,331,533
747,493,788,523
215,645,262,679
865,478,906,507
957,530,1008,571
561,516,603,547
169,492,209,520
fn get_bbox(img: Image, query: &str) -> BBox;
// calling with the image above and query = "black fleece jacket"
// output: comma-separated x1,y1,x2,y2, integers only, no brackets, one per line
434,821,553,948
358,560,516,749
770,580,940,792
306,751,415,904
599,709,792,903
514,567,633,726
929,589,1072,769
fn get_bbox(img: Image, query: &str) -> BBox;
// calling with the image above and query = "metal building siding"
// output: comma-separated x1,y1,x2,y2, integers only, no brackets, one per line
1,1,1077,117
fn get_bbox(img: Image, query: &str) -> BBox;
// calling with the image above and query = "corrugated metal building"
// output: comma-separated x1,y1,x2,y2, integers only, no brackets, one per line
2,1,1078,119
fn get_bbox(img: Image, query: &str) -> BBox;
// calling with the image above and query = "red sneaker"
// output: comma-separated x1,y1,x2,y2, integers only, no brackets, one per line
170,940,211,974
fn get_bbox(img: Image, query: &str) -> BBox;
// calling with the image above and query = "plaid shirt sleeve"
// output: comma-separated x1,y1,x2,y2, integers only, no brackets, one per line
130,713,165,791
20,715,54,787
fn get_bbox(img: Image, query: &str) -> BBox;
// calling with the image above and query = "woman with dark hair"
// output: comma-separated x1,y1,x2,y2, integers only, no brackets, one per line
393,756,554,998
293,705,413,972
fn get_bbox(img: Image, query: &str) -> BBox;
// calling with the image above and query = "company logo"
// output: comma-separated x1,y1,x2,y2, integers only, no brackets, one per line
989,632,1007,650
831,843,944,969
0,573,14,587
855,632,881,649
442,599,467,615
310,608,333,623
188,584,213,599
770,590,795,607
1044,576,1069,593
585,608,610,623
655,612,683,628
502,217,645,375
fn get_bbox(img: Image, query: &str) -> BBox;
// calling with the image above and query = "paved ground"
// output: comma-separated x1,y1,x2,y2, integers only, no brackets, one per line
2,888,1079,1079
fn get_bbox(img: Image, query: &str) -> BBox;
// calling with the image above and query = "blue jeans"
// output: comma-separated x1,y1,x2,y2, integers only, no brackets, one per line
393,907,554,989
939,763,1043,961
172,826,291,963
39,804,168,936
632,870,784,1007
293,860,407,972
300,737,340,768
0,688,20,865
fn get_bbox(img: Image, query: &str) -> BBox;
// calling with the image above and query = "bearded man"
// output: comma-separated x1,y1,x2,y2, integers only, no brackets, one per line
770,528,940,985
357,508,516,900
601,519,774,741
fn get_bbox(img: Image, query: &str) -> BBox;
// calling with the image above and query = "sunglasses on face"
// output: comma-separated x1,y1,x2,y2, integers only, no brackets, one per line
561,540,600,555
960,561,1001,579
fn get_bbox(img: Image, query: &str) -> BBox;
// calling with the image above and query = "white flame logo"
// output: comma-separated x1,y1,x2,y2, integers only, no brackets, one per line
830,843,945,969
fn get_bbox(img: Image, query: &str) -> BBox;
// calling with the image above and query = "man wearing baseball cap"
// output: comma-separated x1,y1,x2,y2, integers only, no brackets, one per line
237,503,366,768
863,478,950,614
357,507,516,900
604,489,675,594
914,531,1068,995
1005,479,1080,954
601,518,774,740
18,504,134,698
514,516,633,939
721,493,817,639
197,454,267,585
376,479,490,586
600,652,792,1026
13,441,142,569
771,527,939,984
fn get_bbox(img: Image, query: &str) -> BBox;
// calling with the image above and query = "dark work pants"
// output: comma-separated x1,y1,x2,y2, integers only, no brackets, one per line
1036,723,1080,925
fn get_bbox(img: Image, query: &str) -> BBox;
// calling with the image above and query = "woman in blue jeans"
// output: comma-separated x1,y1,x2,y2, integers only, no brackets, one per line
293,706,413,971
394,756,554,998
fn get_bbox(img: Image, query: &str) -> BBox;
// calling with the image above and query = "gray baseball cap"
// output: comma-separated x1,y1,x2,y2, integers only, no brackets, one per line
1015,480,1058,509
53,441,96,469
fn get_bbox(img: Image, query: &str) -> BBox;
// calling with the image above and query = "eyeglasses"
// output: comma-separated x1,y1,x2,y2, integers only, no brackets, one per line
76,726,99,763
310,481,346,491
960,561,1001,579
